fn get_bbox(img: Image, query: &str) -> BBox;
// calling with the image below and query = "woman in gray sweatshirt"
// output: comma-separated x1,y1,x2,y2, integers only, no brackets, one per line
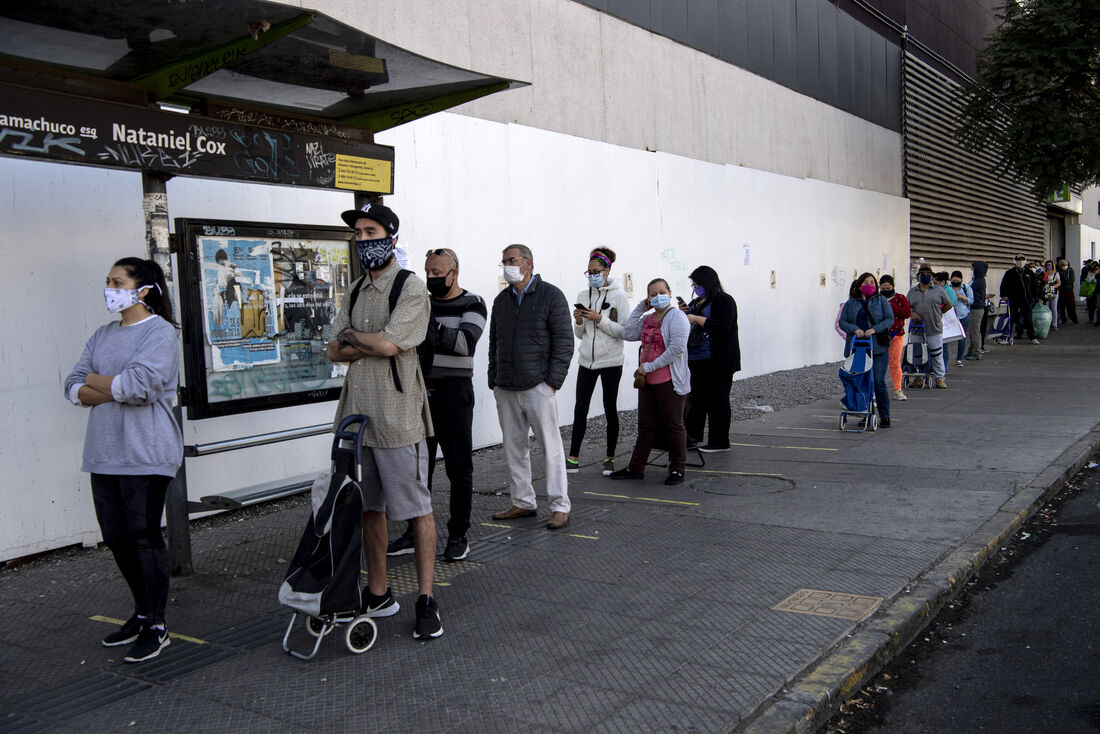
65,257,182,663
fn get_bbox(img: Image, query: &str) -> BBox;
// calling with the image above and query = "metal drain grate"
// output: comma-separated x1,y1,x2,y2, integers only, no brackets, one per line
381,558,479,596
771,588,883,621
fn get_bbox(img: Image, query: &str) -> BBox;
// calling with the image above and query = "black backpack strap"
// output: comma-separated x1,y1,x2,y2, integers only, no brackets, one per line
387,270,413,392
346,275,366,318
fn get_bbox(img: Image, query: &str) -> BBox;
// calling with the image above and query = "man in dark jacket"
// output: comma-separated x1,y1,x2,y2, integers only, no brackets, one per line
999,253,1039,344
965,262,987,360
489,244,574,530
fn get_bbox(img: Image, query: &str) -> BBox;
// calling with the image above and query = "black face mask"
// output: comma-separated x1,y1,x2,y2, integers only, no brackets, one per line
880,287,894,297
951,281,962,287
425,275,451,298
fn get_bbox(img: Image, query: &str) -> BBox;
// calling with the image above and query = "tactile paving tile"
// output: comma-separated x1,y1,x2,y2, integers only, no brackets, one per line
380,556,479,596
771,588,884,621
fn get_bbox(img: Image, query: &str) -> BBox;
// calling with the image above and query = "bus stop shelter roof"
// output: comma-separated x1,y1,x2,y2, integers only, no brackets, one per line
0,0,525,132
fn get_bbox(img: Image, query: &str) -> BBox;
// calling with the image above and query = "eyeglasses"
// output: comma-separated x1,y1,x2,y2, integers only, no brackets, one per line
583,270,607,277
500,257,527,267
425,248,459,268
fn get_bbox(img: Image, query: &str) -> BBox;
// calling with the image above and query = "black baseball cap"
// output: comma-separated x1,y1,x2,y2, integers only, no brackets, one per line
340,202,399,235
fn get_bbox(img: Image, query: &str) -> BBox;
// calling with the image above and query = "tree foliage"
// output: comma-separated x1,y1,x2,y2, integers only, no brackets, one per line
955,0,1100,200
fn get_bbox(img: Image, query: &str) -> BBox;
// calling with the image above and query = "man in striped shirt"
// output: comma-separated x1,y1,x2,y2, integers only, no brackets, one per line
387,248,487,562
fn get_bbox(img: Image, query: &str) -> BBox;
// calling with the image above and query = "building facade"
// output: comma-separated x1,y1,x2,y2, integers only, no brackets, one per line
1,0,1052,561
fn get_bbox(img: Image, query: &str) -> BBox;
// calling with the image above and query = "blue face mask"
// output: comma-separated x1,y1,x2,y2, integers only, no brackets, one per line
356,236,395,271
588,272,605,288
919,274,932,285
693,285,706,298
650,293,671,310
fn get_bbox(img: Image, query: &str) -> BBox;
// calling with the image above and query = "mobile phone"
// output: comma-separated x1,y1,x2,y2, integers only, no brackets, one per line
676,296,685,304
574,303,586,310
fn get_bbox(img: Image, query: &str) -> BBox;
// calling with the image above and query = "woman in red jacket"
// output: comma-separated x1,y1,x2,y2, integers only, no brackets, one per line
878,275,911,401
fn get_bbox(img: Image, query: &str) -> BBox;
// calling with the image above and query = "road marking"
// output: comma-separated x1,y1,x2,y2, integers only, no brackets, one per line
90,615,206,645
687,468,785,478
583,491,699,506
565,533,600,540
775,426,840,432
729,441,838,452
480,522,513,528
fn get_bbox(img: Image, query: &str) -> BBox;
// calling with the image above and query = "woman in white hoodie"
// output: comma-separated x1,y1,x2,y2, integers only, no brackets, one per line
568,247,631,475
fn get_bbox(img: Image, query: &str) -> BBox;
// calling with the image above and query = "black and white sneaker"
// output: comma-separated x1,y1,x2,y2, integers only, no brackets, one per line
413,595,443,640
442,536,469,562
123,625,169,663
101,614,143,647
386,530,415,557
362,586,400,617
664,471,684,485
698,445,731,453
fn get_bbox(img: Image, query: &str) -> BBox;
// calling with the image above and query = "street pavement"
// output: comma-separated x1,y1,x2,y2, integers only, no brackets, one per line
825,461,1100,734
1,323,1098,733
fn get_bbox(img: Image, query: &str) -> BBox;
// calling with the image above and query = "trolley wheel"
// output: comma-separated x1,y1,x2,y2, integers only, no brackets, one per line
839,415,845,431
870,415,879,431
345,616,378,654
305,616,331,638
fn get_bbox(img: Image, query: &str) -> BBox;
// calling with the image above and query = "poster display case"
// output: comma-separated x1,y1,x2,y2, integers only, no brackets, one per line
176,218,356,419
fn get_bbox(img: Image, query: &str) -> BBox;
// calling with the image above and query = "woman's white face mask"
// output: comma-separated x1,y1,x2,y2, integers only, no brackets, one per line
104,287,148,313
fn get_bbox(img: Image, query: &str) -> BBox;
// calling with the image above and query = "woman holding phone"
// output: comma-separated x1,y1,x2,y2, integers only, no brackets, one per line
569,248,630,475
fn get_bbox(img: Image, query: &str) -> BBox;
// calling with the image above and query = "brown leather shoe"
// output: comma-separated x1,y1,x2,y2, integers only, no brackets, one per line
492,505,536,520
547,511,570,530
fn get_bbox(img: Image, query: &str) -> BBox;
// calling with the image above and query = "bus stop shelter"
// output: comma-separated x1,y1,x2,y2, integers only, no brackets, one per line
0,0,524,570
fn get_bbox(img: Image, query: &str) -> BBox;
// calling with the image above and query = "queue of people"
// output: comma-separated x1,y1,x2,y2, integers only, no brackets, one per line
84,200,1097,660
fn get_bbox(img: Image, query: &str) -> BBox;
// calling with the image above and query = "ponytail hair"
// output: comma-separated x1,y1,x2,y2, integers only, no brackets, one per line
113,257,177,327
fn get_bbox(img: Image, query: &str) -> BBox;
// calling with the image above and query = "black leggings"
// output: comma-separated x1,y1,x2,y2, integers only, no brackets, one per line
91,474,171,623
569,365,623,458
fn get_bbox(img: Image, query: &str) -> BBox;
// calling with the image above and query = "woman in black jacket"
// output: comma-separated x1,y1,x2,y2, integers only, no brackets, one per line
681,265,741,452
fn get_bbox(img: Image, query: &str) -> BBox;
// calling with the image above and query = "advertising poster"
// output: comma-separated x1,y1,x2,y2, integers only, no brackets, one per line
200,237,280,370
178,219,354,419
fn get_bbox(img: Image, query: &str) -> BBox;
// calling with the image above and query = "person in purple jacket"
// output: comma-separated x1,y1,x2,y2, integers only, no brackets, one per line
65,258,182,664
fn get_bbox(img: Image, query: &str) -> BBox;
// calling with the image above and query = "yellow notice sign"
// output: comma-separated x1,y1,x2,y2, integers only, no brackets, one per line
328,49,386,74
335,154,393,193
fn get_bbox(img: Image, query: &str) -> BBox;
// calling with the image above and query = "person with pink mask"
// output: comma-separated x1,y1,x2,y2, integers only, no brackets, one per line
838,272,895,426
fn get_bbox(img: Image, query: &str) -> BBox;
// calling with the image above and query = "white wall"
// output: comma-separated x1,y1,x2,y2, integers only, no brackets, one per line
376,112,910,446
0,111,908,561
1,159,147,557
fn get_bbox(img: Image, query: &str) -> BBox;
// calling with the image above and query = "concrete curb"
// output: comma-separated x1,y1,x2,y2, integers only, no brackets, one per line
732,424,1100,734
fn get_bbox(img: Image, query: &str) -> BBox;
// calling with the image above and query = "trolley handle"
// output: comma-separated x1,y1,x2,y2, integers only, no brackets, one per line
333,415,370,478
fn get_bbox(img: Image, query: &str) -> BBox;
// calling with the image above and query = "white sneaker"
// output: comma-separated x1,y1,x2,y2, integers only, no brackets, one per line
894,389,907,401
1030,339,1040,344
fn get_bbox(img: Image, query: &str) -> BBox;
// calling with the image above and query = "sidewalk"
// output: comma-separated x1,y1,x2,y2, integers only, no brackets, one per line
2,324,1098,733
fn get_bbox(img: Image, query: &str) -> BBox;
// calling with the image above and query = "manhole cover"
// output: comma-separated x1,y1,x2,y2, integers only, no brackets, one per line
690,475,794,496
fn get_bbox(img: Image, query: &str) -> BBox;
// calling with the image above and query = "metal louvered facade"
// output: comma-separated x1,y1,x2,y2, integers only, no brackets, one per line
903,52,1046,268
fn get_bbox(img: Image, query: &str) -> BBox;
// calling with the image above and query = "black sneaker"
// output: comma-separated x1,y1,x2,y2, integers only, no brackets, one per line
101,614,143,647
609,468,644,480
413,595,443,639
664,471,684,485
362,586,400,618
123,625,169,663
442,536,469,562
386,530,415,557
698,445,731,453
880,418,891,427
